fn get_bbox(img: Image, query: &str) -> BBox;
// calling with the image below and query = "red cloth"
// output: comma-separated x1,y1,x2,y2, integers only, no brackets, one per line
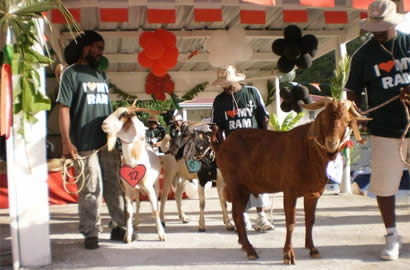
0,168,181,209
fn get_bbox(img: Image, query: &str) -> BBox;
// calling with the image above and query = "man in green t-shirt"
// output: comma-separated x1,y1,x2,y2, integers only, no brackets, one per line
345,0,410,260
212,65,274,232
57,31,126,249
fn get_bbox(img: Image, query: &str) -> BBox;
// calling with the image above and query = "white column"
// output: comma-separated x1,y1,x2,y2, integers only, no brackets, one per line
335,40,351,193
7,21,51,269
273,76,285,124
340,90,352,194
182,108,188,120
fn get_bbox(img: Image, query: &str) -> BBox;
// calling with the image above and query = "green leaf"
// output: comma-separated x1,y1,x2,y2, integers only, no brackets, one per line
264,80,276,107
181,82,208,100
269,113,280,131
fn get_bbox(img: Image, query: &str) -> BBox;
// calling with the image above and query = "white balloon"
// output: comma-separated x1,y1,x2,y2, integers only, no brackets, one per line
396,13,410,34
240,44,253,61
229,25,246,43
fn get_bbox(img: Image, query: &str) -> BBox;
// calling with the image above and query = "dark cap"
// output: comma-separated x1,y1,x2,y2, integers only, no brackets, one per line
64,30,104,65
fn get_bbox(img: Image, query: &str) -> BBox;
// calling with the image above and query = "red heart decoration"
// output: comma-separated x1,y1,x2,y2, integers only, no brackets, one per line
226,109,238,118
120,165,147,188
379,60,395,73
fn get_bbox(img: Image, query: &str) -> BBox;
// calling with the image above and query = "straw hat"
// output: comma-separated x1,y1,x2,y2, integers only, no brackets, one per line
360,0,405,32
212,65,246,88
147,115,159,124
173,114,183,122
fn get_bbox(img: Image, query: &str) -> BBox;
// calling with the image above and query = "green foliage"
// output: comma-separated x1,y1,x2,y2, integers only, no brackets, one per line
264,80,275,107
181,82,208,100
269,111,304,131
330,56,350,100
0,0,81,138
111,99,174,129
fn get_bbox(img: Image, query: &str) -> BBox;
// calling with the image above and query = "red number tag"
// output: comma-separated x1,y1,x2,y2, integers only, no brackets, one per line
120,165,147,188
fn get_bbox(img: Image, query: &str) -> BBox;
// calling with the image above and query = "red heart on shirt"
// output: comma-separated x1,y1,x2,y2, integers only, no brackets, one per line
226,109,237,118
120,165,146,188
379,60,395,73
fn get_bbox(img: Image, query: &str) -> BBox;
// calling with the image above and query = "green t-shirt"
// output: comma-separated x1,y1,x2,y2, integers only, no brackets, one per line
212,85,268,137
56,64,112,151
345,31,410,138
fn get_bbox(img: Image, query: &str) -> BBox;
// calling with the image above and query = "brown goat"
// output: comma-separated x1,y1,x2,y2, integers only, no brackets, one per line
211,97,369,264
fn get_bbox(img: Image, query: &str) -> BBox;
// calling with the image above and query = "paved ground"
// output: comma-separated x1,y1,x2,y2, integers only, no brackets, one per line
0,188,409,270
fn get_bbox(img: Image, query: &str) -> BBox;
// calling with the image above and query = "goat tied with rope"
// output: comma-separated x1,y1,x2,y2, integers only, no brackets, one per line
101,102,177,242
211,97,370,264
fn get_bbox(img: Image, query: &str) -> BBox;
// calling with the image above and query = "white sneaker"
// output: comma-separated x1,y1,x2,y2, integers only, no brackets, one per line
243,213,252,231
253,212,275,232
380,234,401,260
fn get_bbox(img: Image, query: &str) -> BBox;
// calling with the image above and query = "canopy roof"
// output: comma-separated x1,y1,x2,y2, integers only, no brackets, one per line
47,0,382,98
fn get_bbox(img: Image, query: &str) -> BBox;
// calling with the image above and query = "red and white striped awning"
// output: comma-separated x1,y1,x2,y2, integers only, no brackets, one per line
50,0,410,25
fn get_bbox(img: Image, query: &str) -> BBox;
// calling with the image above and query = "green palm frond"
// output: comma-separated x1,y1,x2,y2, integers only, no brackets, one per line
269,112,304,131
181,82,208,100
0,0,82,139
264,80,276,107
330,56,350,101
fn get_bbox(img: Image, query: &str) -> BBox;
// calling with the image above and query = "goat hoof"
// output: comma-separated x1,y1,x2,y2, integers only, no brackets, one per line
198,228,206,232
226,225,235,232
158,235,166,241
283,255,296,265
182,219,189,224
284,250,296,265
247,253,259,260
309,248,320,258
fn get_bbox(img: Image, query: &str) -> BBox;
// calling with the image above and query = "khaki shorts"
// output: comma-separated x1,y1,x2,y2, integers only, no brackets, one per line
369,135,410,196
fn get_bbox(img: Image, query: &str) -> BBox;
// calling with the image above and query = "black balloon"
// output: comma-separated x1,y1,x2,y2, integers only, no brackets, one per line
283,41,301,61
280,86,292,100
284,25,302,40
277,57,295,73
301,34,318,54
293,84,309,100
280,101,293,112
292,102,303,113
272,38,286,56
296,53,312,69
303,95,312,104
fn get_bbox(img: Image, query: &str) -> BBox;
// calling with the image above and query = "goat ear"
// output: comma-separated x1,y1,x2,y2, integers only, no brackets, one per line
117,118,137,143
107,134,117,151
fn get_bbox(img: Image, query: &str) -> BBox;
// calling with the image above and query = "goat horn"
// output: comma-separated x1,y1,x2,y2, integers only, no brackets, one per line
131,99,137,107
188,120,211,131
128,106,164,115
342,100,372,121
299,97,334,110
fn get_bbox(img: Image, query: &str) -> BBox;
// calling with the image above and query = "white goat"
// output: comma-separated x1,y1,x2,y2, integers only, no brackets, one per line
159,127,234,232
102,104,175,242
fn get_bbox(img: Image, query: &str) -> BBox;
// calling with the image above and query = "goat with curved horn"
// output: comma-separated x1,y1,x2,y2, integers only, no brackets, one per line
299,97,334,110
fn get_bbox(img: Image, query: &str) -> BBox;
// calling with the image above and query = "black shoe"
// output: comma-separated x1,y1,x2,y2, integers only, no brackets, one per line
84,237,99,249
110,227,126,241
110,227,136,242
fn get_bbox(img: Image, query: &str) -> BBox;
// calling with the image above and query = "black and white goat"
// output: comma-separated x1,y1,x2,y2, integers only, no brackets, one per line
159,123,234,232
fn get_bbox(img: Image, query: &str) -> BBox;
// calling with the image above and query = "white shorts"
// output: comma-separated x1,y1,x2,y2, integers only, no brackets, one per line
369,135,410,196
245,194,266,211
